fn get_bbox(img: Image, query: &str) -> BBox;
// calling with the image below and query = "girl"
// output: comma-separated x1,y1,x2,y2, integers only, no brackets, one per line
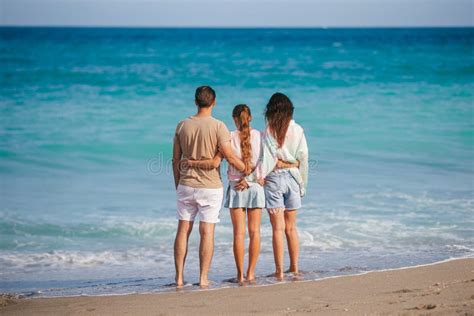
187,104,265,283
237,92,308,280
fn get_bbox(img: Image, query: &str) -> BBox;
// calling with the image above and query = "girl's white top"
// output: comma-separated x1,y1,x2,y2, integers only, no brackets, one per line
246,120,309,196
227,129,262,182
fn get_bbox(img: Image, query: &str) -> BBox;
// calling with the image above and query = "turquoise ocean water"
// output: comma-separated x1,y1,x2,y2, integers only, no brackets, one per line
0,27,473,297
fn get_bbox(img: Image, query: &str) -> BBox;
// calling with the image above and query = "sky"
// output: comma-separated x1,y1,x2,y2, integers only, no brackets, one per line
1,0,473,27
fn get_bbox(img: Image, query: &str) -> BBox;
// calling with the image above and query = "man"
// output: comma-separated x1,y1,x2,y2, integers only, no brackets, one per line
172,86,247,287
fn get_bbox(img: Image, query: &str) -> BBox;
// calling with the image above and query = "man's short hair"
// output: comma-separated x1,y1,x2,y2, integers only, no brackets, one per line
195,86,216,108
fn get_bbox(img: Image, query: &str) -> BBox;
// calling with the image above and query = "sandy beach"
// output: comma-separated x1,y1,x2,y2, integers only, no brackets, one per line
1,258,472,315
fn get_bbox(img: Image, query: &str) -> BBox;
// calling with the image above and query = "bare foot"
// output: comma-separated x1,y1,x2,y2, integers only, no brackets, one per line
237,274,245,284
266,272,284,280
246,277,257,285
175,278,184,288
286,269,299,275
199,278,209,288
246,273,255,282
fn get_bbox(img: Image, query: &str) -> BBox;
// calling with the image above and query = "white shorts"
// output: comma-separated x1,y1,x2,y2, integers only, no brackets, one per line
176,184,224,223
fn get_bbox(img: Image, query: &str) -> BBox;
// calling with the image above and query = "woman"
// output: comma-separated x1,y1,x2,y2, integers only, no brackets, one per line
238,92,308,280
187,104,265,283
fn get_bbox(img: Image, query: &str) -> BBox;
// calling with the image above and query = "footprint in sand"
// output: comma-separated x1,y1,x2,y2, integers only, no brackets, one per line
415,303,437,310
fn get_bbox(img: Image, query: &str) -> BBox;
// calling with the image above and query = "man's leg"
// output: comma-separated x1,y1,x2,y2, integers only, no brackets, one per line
199,221,215,287
174,220,194,287
195,186,223,287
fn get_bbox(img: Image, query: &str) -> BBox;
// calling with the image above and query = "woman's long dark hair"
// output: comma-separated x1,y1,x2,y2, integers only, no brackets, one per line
232,104,252,172
265,93,294,147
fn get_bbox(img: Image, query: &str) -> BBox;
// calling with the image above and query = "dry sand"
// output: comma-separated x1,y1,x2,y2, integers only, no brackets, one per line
1,258,473,315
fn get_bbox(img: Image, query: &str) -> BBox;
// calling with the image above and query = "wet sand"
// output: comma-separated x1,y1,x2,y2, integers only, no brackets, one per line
1,258,473,315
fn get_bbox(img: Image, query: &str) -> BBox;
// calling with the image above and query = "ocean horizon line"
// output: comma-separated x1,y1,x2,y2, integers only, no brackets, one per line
1,25,473,30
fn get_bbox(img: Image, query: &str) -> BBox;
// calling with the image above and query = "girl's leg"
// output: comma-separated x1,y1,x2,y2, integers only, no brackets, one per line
268,208,286,280
230,208,246,283
284,210,299,274
246,208,262,281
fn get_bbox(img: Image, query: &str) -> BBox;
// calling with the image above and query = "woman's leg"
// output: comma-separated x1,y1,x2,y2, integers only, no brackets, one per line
230,208,246,283
268,208,286,280
284,210,299,274
246,208,262,281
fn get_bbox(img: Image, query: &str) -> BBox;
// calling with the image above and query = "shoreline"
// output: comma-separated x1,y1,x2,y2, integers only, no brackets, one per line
1,257,473,315
3,255,473,300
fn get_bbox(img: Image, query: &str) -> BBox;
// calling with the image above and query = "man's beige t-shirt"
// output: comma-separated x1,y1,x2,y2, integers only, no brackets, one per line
174,116,231,188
